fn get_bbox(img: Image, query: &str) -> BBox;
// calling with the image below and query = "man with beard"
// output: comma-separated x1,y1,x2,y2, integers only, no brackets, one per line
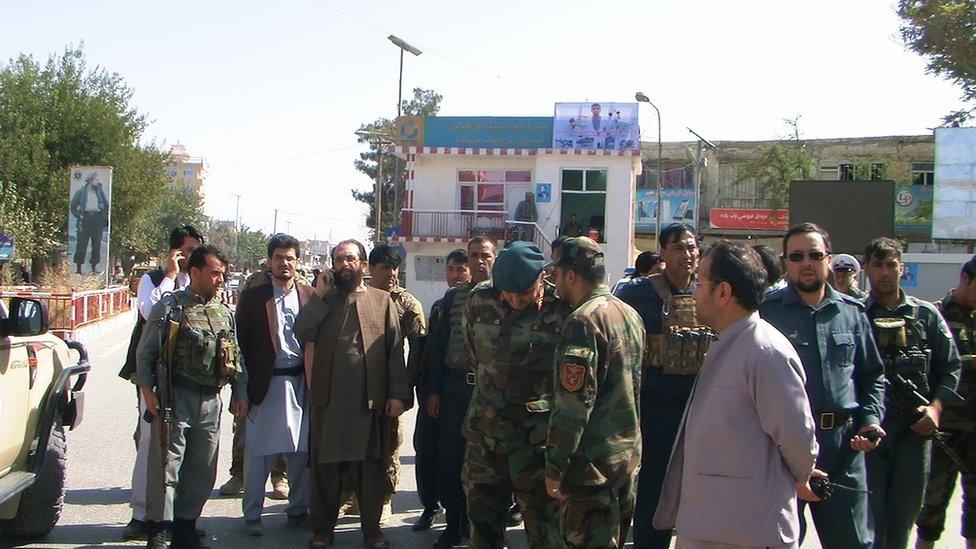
368,244,427,522
295,240,409,549
461,241,569,548
412,248,470,532
617,223,710,549
69,171,109,274
425,237,497,547
235,234,313,536
545,237,644,548
861,237,959,549
760,222,886,548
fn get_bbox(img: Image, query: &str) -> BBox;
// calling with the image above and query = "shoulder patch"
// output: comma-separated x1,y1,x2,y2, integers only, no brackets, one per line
564,345,593,360
561,363,586,392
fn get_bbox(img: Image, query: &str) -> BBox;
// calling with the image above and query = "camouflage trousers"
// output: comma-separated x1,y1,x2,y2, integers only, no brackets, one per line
383,415,402,496
560,475,636,549
916,430,976,541
462,442,564,549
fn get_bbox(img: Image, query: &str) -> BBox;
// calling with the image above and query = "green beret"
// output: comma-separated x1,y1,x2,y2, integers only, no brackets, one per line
553,237,604,270
492,241,547,292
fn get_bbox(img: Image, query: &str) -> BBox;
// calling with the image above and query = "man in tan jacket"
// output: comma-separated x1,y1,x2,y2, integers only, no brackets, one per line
295,239,409,549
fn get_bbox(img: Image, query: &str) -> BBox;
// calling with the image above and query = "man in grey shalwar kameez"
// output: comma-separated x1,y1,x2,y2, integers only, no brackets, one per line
295,239,408,549
235,234,312,536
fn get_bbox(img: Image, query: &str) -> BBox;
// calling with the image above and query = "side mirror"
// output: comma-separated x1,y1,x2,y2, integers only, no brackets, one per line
1,298,48,337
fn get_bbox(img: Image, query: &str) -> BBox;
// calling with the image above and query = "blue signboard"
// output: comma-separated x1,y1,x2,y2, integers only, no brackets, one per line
901,262,919,288
0,233,13,261
635,188,697,229
423,117,553,148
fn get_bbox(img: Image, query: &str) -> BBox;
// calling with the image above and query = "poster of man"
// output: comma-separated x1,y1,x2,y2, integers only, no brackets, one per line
553,102,640,151
67,166,112,282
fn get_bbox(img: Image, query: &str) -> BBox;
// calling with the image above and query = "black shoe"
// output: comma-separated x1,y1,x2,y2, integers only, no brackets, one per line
124,518,147,540
145,521,167,549
433,528,462,548
412,506,442,531
170,518,209,549
506,503,523,527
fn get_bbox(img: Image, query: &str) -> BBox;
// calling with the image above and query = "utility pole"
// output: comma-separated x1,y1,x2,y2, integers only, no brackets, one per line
231,193,242,229
376,147,384,243
273,209,278,234
687,127,716,233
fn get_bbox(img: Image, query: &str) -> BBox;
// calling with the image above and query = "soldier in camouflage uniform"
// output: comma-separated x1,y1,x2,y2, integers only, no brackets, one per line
135,245,248,549
917,256,976,549
461,241,571,548
545,237,644,549
368,244,427,520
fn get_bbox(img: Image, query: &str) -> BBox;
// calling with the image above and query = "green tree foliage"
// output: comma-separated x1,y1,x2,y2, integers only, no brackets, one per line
735,143,815,209
205,223,268,271
352,88,442,237
898,0,976,125
0,45,202,275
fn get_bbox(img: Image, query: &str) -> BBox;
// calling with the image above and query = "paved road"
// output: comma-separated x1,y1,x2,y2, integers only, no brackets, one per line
5,320,971,548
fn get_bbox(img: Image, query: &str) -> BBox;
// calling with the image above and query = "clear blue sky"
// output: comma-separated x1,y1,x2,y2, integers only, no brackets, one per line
3,0,962,241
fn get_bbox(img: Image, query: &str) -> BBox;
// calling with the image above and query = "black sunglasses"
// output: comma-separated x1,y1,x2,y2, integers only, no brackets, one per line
786,250,830,263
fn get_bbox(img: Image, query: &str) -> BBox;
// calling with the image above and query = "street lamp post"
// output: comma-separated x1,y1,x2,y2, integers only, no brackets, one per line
635,92,663,249
356,130,395,243
388,35,422,117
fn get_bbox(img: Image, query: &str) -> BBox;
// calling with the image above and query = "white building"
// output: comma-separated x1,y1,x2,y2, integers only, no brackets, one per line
389,110,641,310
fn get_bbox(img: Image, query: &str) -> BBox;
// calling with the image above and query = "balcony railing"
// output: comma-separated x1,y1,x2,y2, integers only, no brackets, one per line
400,209,508,240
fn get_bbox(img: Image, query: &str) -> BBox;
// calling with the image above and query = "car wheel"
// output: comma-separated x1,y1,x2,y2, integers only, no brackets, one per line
2,421,67,538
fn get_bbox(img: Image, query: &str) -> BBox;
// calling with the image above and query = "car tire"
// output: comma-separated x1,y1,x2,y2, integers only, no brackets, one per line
2,421,67,538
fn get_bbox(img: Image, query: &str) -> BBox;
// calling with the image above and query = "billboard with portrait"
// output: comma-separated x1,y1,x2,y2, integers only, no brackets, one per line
553,102,639,151
932,127,976,239
67,166,112,285
635,188,696,229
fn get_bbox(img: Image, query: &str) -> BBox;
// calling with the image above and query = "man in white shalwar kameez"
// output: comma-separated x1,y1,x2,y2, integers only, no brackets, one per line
235,234,312,536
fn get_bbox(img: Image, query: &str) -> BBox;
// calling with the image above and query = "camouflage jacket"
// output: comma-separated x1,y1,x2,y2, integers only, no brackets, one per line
461,280,570,450
545,287,644,486
936,291,976,430
389,286,427,386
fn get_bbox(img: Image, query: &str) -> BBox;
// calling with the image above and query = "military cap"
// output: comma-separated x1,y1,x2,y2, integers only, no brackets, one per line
492,241,547,292
551,236,604,270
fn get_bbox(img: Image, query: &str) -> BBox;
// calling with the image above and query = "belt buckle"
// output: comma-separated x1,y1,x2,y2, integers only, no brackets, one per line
466,372,476,386
820,412,836,430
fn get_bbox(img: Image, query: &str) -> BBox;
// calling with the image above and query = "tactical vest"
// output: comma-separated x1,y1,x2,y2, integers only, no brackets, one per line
937,296,976,429
646,275,713,375
872,305,931,396
169,293,244,388
445,283,474,370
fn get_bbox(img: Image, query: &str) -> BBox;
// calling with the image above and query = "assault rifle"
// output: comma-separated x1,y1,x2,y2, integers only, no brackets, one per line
887,373,970,474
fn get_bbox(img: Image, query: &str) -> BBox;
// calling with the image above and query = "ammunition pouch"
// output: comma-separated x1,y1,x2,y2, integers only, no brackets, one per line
647,284,713,375
884,347,931,397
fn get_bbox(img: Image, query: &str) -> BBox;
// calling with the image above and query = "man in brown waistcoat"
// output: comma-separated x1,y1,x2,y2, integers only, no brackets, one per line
294,239,409,549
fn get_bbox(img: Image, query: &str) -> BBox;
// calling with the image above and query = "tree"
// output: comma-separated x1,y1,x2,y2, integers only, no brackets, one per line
351,88,443,238
735,144,815,210
205,223,267,271
0,45,173,275
898,0,976,125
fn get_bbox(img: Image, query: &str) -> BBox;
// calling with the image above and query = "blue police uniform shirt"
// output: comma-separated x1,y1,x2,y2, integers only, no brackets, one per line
760,284,885,428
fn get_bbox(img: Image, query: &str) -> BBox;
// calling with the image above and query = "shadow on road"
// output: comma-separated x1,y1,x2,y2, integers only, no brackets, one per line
65,486,132,506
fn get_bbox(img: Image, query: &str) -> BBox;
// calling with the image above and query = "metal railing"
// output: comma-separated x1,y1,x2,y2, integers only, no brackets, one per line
400,209,508,240
504,221,552,257
0,286,131,339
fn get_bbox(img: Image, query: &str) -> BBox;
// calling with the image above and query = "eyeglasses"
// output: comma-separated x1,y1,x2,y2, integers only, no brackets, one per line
334,254,361,265
786,250,830,263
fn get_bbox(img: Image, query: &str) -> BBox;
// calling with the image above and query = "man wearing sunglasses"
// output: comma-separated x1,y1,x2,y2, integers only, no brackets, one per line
760,222,886,548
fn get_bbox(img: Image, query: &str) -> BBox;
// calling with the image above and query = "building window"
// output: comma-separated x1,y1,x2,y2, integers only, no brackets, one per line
911,162,934,186
183,169,194,178
457,170,532,211
818,164,839,180
167,168,178,178
838,162,886,181
839,164,855,181
560,169,607,242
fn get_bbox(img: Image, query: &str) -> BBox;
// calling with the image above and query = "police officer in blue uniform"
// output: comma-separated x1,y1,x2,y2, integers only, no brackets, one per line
760,222,886,548
862,237,960,549
616,222,704,549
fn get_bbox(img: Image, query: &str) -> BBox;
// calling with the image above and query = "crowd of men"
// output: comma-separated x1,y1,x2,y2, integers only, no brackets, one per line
117,221,976,549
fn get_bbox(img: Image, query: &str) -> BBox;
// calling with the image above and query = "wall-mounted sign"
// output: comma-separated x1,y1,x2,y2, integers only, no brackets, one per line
423,117,553,148
709,208,790,231
536,183,552,204
0,233,14,261
553,102,639,151
635,188,696,229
